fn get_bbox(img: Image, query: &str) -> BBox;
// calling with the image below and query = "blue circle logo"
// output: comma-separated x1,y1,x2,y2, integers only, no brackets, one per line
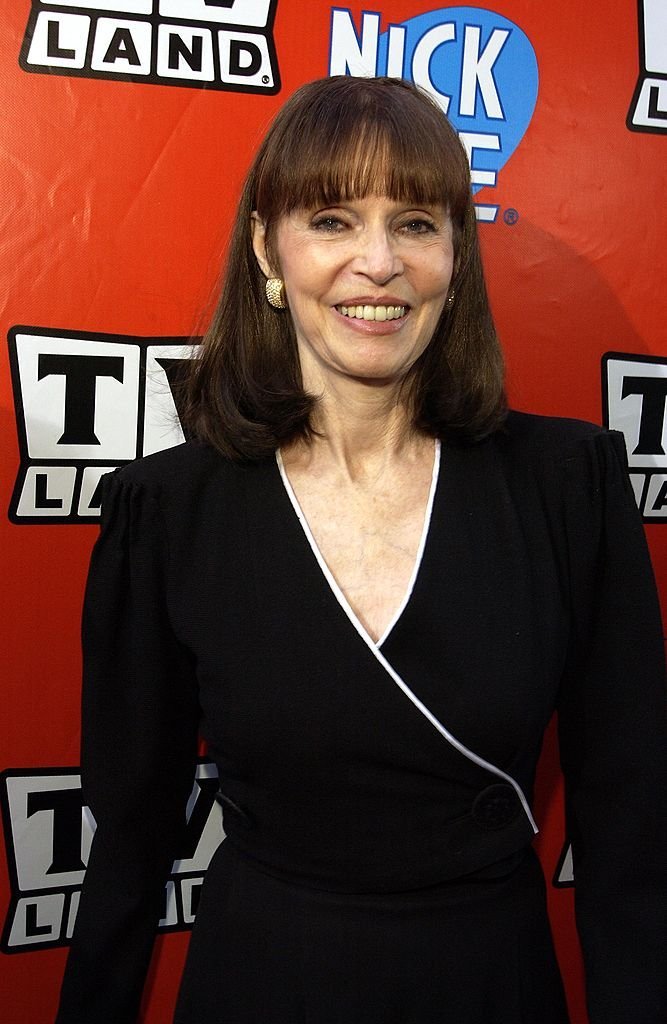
330,7,539,221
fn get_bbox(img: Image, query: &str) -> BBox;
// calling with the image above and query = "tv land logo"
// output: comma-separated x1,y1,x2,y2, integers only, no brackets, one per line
329,7,539,223
627,0,667,133
603,353,667,522
0,763,224,952
19,0,280,95
8,327,198,525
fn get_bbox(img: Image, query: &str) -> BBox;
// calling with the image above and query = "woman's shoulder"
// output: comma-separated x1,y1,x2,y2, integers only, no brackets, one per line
101,441,267,513
491,410,634,510
500,409,611,450
112,440,226,485
495,409,628,468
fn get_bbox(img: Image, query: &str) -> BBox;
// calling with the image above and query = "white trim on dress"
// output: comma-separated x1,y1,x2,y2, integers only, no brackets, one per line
275,443,538,835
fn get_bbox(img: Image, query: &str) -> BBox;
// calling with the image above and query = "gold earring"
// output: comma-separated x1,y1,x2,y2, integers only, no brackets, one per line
265,278,287,309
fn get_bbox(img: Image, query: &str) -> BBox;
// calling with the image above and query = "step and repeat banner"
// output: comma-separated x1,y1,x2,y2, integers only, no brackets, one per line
1,2,666,1021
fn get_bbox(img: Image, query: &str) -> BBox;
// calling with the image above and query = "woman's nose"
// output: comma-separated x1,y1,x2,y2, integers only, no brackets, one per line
353,227,403,283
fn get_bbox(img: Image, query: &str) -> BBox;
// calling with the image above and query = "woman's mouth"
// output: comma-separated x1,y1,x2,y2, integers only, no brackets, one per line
335,304,407,322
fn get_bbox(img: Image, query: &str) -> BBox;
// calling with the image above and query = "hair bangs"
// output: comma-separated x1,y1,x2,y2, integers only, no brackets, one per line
254,77,471,225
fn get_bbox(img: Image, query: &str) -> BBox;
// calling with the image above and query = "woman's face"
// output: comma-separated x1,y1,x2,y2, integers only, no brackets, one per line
252,195,454,393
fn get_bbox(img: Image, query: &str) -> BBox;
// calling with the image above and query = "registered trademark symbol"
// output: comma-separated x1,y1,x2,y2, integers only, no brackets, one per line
503,208,519,225
262,75,270,84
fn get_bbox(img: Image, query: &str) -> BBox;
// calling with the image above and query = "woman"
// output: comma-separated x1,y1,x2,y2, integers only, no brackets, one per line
56,77,667,1024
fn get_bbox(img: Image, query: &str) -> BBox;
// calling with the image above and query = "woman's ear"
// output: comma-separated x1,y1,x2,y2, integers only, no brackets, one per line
250,212,273,278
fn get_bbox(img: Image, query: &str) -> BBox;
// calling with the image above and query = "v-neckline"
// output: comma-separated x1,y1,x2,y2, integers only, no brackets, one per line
268,439,538,836
275,440,441,649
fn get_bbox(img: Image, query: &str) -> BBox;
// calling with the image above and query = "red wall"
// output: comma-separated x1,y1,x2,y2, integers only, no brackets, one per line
1,2,665,1021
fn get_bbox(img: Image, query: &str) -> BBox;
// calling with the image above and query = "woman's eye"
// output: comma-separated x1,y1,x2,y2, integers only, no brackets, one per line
399,218,437,235
311,215,345,233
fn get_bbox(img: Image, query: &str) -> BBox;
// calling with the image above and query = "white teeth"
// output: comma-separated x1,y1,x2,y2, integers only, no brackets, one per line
338,304,406,321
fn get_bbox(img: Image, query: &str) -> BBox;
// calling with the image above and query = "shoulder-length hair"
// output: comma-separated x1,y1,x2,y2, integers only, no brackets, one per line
182,75,505,458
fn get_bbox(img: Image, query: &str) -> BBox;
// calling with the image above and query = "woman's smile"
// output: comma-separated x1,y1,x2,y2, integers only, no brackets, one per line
335,303,407,322
332,298,410,336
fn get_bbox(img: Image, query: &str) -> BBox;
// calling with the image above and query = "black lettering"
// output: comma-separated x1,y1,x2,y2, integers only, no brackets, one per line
204,0,236,8
648,86,667,121
104,27,141,66
186,879,203,917
168,33,203,73
26,789,87,874
650,479,667,512
38,353,124,445
177,777,219,861
34,473,63,509
25,902,53,937
87,474,106,511
229,39,262,77
47,20,76,60
621,375,667,455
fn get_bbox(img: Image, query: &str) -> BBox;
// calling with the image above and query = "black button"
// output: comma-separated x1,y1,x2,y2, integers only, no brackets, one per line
472,784,521,830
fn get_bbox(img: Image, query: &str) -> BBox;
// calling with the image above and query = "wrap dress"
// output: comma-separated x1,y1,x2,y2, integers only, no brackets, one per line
55,411,667,1024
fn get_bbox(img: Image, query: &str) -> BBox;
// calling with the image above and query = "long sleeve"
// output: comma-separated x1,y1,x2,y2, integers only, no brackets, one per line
55,470,200,1024
557,430,667,1023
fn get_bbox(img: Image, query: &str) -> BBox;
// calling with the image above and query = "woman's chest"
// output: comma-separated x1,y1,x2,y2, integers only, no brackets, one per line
277,447,438,643
165,450,572,773
292,493,429,643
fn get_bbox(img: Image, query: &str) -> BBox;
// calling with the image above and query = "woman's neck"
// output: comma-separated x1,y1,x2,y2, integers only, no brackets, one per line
283,376,430,484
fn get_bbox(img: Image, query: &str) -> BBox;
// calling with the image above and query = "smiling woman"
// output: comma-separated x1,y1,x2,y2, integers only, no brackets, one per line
182,75,503,459
56,76,667,1024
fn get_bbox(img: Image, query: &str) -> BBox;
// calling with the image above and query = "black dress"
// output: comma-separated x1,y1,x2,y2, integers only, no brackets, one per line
55,412,667,1024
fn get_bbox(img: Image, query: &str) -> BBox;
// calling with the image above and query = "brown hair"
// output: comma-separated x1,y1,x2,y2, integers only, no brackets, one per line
182,76,505,458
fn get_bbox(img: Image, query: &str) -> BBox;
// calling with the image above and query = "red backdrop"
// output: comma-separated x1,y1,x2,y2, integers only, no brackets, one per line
1,2,665,1022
